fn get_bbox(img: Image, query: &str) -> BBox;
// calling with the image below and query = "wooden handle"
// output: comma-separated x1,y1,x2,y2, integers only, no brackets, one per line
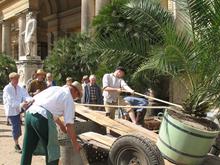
133,91,183,110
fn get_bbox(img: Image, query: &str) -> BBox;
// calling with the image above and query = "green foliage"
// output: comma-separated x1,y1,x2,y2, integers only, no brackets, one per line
90,0,173,92
44,34,99,85
135,0,220,116
90,0,220,116
0,53,17,89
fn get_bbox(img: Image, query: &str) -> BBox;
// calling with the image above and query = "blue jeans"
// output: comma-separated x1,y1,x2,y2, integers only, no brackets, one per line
8,114,21,140
124,96,148,124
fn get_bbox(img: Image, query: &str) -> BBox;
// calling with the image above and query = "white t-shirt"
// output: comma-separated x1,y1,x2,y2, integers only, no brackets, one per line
28,86,75,125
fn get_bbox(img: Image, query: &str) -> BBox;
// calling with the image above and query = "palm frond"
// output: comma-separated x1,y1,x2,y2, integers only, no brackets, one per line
86,32,149,66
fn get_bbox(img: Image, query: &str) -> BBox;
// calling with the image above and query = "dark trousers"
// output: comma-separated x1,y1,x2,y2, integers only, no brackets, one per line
20,112,59,165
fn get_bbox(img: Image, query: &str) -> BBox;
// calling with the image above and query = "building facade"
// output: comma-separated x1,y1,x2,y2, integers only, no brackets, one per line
0,0,109,86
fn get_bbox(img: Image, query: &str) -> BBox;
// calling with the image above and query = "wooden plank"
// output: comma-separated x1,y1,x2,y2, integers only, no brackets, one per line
79,132,116,150
76,105,137,135
76,105,158,142
115,119,158,142
164,159,175,165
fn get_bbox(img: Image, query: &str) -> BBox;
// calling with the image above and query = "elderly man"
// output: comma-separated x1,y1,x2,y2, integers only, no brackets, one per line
46,72,56,87
21,85,81,165
102,66,136,124
3,72,33,153
82,75,103,110
28,69,47,96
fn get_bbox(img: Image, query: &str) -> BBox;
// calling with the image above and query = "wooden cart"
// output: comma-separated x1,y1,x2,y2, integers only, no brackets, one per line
75,105,172,165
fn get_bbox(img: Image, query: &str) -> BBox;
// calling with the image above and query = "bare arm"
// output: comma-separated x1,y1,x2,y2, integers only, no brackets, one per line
103,86,121,92
55,118,67,133
55,118,80,152
66,124,81,152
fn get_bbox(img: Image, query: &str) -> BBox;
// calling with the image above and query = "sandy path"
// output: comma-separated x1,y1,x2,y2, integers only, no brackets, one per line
0,104,45,165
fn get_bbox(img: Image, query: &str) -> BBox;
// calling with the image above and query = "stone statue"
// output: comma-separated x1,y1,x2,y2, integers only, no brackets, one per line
24,12,37,56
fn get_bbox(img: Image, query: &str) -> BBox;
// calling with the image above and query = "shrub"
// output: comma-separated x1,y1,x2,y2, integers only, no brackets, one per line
0,53,17,89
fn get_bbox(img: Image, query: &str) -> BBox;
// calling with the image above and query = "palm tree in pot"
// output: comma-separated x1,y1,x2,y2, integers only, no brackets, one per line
87,0,220,164
132,0,220,164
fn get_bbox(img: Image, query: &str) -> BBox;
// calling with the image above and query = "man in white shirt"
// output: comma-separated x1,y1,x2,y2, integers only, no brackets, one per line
21,85,80,165
3,72,32,153
102,66,136,124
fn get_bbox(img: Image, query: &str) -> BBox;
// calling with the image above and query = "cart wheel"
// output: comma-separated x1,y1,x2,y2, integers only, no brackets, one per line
108,134,164,165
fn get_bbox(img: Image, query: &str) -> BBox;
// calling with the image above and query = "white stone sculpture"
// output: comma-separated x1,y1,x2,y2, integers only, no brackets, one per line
24,12,37,56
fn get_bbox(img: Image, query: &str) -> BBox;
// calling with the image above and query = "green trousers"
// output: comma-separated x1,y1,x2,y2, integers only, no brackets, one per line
20,112,59,165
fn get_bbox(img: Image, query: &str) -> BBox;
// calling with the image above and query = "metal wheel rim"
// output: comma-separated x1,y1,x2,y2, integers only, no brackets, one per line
115,146,150,165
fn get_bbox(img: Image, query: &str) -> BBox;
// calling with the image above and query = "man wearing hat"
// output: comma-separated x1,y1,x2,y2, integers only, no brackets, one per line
28,69,47,96
102,66,137,124
3,72,33,153
21,85,81,164
71,81,82,103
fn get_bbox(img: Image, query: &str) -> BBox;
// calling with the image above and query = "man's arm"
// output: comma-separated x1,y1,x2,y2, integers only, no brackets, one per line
66,124,81,152
102,74,121,92
103,86,121,92
55,118,80,152
121,79,134,93
55,117,67,133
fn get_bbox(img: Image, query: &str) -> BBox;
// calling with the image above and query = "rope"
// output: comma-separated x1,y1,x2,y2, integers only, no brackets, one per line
76,103,169,109
130,91,183,110
76,91,183,113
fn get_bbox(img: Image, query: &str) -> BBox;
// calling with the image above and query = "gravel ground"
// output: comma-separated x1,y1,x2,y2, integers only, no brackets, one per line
0,105,44,165
1,104,220,165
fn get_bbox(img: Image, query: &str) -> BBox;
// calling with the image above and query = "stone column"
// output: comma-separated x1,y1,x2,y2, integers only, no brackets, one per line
0,24,2,52
2,20,11,55
81,0,95,33
47,32,53,55
18,14,26,57
95,0,110,15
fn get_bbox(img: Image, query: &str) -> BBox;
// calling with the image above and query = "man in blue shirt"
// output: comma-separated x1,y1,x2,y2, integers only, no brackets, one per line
123,96,148,125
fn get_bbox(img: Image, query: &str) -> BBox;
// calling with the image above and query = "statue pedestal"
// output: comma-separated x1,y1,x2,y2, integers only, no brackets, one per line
16,56,43,88
19,55,41,61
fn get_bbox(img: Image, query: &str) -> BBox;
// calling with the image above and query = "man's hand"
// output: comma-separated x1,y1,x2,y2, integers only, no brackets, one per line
66,124,81,153
33,89,41,96
20,101,29,110
124,89,135,95
129,90,135,95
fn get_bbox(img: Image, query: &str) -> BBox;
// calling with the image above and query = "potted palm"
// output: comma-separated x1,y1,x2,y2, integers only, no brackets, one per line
87,0,220,164
134,1,220,164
